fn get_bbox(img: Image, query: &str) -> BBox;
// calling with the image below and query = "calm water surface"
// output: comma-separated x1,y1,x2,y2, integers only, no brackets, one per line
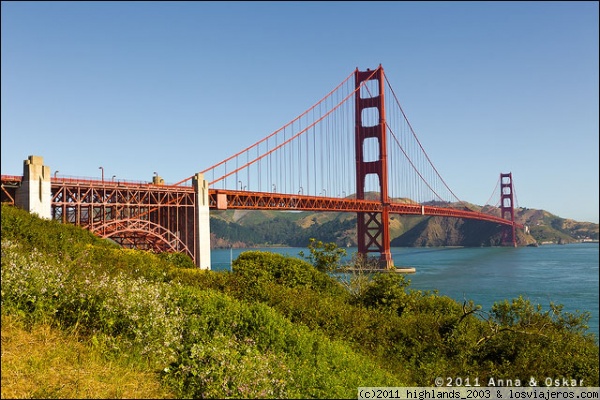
212,243,599,338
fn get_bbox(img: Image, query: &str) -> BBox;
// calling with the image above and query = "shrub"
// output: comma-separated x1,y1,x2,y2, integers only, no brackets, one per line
298,238,347,273
232,250,347,297
358,272,411,315
158,251,196,269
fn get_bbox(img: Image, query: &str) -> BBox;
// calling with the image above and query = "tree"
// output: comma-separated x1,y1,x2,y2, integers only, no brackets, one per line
336,252,379,301
298,238,347,273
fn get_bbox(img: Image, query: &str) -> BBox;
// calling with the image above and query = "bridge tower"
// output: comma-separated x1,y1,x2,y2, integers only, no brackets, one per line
355,65,394,268
500,172,517,247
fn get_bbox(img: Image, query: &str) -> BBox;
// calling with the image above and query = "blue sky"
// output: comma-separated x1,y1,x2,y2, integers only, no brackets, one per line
2,1,598,223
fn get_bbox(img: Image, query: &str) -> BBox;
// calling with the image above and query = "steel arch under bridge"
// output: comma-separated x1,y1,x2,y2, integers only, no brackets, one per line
51,177,199,261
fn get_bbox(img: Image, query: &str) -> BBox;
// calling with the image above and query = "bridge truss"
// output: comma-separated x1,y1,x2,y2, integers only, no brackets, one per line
51,177,197,259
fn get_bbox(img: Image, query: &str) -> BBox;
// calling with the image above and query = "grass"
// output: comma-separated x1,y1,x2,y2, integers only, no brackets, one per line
0,314,174,399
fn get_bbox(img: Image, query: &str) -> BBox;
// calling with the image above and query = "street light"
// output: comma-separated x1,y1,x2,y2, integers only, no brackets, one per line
99,166,104,182
54,170,59,178
112,175,116,182
239,180,243,190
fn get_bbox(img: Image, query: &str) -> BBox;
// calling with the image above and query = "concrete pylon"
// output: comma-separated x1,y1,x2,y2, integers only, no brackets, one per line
15,155,51,219
193,173,211,269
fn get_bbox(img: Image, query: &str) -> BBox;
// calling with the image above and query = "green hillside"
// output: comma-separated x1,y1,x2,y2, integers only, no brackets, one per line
210,204,599,249
2,203,598,398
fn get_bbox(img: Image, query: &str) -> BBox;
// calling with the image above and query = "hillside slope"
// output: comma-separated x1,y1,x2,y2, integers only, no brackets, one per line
210,205,598,248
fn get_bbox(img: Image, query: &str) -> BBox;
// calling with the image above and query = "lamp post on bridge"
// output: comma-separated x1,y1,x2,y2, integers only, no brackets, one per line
99,166,104,182
54,170,59,178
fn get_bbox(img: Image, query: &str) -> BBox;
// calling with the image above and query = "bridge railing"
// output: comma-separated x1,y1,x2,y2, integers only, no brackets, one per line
0,175,23,182
50,175,194,188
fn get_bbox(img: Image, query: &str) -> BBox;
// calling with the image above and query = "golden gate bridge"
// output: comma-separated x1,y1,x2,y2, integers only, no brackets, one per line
1,65,523,269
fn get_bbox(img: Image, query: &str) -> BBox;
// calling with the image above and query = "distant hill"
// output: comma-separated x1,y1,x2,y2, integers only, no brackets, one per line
210,201,599,249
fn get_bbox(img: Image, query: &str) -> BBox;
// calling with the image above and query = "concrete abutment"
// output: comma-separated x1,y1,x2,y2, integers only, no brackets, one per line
15,155,51,219
193,173,211,269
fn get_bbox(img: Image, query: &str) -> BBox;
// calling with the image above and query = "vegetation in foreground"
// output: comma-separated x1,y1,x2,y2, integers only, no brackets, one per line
1,203,598,398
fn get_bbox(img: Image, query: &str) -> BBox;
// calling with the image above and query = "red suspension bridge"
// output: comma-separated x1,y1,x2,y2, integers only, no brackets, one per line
1,65,523,269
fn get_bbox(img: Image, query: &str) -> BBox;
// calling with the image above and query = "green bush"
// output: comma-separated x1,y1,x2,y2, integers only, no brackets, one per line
232,250,348,298
472,297,599,384
164,286,400,398
358,272,411,315
1,203,116,256
158,251,196,269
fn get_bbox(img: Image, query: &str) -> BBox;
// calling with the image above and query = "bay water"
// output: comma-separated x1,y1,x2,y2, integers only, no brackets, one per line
211,243,599,339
